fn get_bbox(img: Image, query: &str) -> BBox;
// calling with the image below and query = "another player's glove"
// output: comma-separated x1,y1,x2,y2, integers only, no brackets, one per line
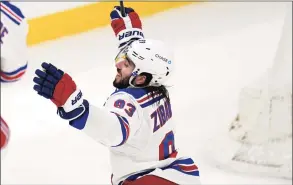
33,62,88,121
110,6,144,49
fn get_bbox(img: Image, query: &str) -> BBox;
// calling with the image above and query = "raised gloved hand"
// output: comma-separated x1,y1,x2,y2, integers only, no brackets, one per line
110,6,144,49
33,62,88,121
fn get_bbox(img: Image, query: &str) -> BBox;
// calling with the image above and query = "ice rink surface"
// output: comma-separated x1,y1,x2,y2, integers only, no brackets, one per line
1,2,292,184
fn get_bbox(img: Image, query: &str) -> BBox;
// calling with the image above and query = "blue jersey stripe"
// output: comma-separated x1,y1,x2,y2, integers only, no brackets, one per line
121,157,199,184
1,2,25,19
169,158,195,166
111,112,130,147
112,88,148,99
2,63,28,76
0,8,20,25
169,165,199,176
111,88,166,108
141,95,164,108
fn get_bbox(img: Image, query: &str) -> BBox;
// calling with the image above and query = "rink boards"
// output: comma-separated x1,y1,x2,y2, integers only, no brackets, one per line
26,2,194,46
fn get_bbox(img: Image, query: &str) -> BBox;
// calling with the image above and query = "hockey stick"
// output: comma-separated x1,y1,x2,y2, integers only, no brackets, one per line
120,1,126,17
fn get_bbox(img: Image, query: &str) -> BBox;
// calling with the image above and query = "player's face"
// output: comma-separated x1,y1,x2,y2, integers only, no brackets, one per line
113,58,135,89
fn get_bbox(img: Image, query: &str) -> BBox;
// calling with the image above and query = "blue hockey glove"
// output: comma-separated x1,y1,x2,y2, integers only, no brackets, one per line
33,62,88,121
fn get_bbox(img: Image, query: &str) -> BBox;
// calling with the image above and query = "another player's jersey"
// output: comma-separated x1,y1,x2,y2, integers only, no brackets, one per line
0,117,10,150
1,1,28,82
74,88,200,185
1,117,10,161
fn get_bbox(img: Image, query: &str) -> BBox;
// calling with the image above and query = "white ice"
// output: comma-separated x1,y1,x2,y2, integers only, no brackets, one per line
1,2,292,184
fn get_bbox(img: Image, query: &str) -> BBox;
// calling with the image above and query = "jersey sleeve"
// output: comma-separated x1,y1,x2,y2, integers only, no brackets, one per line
69,92,142,147
1,1,28,82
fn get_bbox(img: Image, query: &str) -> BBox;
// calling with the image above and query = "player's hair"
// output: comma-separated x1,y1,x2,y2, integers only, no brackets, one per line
137,72,170,104
145,85,170,104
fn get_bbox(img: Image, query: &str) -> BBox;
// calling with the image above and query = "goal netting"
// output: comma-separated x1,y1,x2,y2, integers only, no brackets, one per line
227,5,292,179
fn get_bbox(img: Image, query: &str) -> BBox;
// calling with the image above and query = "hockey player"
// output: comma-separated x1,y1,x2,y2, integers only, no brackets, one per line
33,6,200,185
1,1,28,82
1,1,28,154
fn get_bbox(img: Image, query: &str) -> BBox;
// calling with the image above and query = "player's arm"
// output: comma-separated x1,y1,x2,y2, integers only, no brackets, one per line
33,63,140,147
110,6,144,49
1,1,28,82
69,93,140,147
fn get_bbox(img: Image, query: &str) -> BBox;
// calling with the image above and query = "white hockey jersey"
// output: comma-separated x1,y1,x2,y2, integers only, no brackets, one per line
70,88,201,185
0,1,28,82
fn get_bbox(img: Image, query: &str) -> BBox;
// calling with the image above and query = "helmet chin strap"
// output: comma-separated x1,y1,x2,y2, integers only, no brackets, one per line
128,67,163,88
128,72,151,88
128,73,161,88
129,75,147,88
128,68,138,88
128,75,138,88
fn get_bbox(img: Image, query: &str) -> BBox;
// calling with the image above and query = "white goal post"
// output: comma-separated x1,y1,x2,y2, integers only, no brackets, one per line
227,4,292,179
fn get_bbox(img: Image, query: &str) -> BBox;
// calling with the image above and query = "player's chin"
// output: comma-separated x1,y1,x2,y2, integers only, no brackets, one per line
113,78,129,89
113,79,121,88
114,76,121,84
